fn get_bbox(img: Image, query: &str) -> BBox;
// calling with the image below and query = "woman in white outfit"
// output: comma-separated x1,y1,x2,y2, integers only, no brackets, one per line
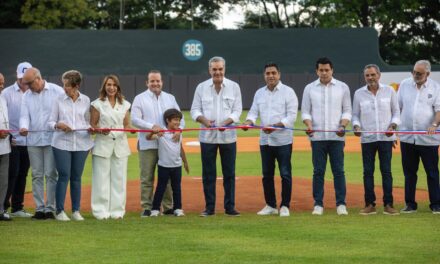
90,75,131,220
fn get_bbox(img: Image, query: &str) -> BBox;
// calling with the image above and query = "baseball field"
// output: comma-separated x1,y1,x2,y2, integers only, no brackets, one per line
2,111,439,263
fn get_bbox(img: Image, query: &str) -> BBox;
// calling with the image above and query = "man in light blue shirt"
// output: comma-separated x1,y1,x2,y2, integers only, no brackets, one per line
20,67,64,220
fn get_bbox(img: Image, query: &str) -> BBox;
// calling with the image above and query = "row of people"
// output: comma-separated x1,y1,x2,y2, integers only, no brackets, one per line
0,56,439,222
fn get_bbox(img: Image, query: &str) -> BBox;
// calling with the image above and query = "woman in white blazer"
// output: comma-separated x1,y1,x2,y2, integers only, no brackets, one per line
90,75,131,220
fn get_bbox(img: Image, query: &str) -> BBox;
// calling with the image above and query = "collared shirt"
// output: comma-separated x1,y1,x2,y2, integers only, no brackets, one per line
190,78,242,144
398,77,440,146
0,95,11,155
1,82,27,146
19,81,64,146
352,83,400,143
246,81,298,146
48,93,93,151
301,78,352,141
131,89,185,150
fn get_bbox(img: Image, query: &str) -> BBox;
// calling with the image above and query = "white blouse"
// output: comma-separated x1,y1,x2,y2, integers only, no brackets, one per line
48,93,93,151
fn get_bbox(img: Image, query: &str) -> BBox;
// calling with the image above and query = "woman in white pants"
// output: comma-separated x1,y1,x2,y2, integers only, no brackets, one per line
90,75,131,220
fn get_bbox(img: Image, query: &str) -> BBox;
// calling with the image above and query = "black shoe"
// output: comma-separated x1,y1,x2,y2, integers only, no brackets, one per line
162,209,174,215
432,207,440,215
45,212,55,219
32,211,46,220
141,210,151,218
0,213,12,221
400,206,417,214
225,209,241,217
200,210,215,217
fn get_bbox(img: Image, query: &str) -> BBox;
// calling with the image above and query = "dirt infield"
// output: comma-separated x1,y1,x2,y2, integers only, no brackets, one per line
129,136,402,153
24,176,428,213
23,136,422,213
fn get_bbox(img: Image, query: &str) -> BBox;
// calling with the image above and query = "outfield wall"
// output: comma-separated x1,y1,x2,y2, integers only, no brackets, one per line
1,28,438,109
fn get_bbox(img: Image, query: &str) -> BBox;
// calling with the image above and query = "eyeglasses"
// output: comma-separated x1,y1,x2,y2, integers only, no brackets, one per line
412,71,427,76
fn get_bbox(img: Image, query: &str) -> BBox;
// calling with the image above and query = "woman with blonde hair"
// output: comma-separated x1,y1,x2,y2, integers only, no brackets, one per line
90,75,131,220
48,70,93,221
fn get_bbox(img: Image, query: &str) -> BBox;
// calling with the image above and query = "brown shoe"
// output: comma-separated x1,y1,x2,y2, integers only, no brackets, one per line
359,204,377,215
383,205,399,215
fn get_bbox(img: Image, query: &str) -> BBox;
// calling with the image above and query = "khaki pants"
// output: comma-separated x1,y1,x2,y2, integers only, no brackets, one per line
139,149,173,211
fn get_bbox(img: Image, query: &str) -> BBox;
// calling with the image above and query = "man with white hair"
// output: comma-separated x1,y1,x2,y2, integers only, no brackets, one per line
1,62,33,218
191,56,242,217
20,67,64,220
398,60,440,214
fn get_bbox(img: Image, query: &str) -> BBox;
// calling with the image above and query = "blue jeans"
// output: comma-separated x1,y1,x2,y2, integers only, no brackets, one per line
152,165,182,211
52,147,89,213
260,144,292,208
311,141,346,206
361,141,394,207
200,142,236,212
400,142,440,210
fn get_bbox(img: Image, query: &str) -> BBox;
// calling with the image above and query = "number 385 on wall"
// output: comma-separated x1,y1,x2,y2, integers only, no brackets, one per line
182,39,204,61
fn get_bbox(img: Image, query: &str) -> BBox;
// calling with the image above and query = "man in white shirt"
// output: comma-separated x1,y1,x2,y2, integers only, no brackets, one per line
301,57,352,216
190,56,242,217
352,64,400,215
243,63,298,217
1,62,32,218
0,72,12,221
131,70,184,217
398,60,440,214
20,67,64,220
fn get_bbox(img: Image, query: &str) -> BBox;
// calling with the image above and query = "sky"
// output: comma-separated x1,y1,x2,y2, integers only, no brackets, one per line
212,4,244,29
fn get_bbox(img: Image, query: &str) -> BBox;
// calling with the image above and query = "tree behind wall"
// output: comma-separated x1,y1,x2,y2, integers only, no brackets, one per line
235,0,440,65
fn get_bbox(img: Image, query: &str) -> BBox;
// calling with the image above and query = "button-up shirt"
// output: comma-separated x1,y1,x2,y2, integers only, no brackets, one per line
131,89,185,150
19,81,64,146
0,95,11,155
352,83,400,143
190,78,242,144
48,93,93,151
1,82,27,146
246,81,298,146
398,77,440,146
301,78,352,141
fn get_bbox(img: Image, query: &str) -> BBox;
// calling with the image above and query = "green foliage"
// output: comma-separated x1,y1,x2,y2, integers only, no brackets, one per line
21,0,99,29
0,0,27,28
235,0,440,65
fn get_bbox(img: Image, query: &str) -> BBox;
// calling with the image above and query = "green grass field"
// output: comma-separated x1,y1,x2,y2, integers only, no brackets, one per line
6,110,437,264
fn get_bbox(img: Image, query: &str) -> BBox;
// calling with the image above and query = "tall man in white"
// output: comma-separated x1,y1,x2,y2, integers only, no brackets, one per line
301,57,352,216
352,64,400,215
131,70,184,217
398,60,440,214
243,62,298,217
191,56,242,217
20,67,64,220
2,62,33,218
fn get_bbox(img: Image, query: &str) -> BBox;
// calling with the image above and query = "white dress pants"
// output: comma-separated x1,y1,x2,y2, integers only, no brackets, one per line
91,154,128,219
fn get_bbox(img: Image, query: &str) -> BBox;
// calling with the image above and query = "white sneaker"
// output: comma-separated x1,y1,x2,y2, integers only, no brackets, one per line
174,209,185,217
56,211,70,221
312,205,324,215
337,205,348,215
279,206,290,217
72,211,84,221
150,210,160,217
10,210,32,218
257,205,278,215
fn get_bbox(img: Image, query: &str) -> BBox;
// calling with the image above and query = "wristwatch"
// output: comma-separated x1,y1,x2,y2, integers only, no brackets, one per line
432,123,438,127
